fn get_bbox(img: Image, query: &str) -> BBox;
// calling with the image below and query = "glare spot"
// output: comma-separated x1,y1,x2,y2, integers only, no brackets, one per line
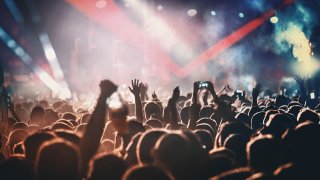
187,9,197,17
157,5,163,11
210,11,216,16
270,16,278,24
96,0,107,9
239,12,244,18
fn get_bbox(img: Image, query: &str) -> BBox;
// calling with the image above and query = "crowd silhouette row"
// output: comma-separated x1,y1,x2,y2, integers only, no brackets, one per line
0,76,320,180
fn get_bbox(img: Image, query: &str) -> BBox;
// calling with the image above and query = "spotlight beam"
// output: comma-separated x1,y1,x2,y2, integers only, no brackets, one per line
3,0,24,23
0,27,70,98
65,0,187,77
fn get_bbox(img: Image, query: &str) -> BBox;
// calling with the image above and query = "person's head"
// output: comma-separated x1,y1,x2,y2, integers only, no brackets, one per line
281,122,320,177
224,134,249,166
7,129,29,154
62,112,77,121
125,133,142,167
89,153,127,180
24,131,56,166
144,102,162,120
246,135,281,173
127,120,145,138
287,105,303,117
153,132,203,179
215,121,252,148
194,129,213,153
11,122,29,131
266,113,297,129
262,110,279,125
145,118,163,129
235,113,251,127
200,106,214,118
39,100,49,108
275,95,288,108
297,108,320,124
35,139,80,180
29,106,45,125
180,106,190,125
99,139,114,153
123,165,172,180
137,129,166,165
45,109,59,126
197,118,217,131
207,148,237,178
251,112,265,130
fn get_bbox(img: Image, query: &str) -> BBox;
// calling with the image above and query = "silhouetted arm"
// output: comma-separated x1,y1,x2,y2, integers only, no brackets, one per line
168,86,180,129
129,79,144,122
8,103,21,122
252,84,262,107
208,81,235,122
80,80,117,177
188,82,200,129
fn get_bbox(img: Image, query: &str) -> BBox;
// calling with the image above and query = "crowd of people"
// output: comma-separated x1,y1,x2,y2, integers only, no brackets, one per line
0,76,319,180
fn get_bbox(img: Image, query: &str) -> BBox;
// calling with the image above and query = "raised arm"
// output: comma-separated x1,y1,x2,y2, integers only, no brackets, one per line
188,82,201,130
208,81,235,122
168,86,180,129
252,84,262,107
128,79,144,122
80,79,117,177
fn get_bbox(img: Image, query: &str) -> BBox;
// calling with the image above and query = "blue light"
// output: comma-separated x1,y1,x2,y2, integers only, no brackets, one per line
210,11,216,16
239,12,244,18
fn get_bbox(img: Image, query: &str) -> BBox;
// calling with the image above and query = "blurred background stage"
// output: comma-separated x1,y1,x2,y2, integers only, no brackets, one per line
0,0,320,100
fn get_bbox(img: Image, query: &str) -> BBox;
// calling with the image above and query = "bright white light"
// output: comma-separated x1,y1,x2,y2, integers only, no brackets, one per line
210,11,216,16
239,12,244,18
39,33,64,80
58,87,72,100
124,0,196,65
157,5,163,11
187,9,197,17
96,0,107,9
124,2,130,7
275,23,318,75
0,27,71,99
270,16,278,24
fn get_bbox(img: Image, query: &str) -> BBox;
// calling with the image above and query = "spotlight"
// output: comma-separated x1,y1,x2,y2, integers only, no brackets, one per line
96,0,107,9
239,12,244,18
270,16,278,24
210,11,216,16
157,5,163,11
187,9,197,17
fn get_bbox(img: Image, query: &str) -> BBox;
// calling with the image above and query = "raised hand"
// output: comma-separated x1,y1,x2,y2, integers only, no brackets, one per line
128,79,144,122
152,91,159,101
252,83,262,98
100,79,117,97
252,83,262,107
128,79,142,97
207,81,218,103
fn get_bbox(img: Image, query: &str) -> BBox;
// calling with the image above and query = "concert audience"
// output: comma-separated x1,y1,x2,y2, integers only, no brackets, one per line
0,77,319,180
